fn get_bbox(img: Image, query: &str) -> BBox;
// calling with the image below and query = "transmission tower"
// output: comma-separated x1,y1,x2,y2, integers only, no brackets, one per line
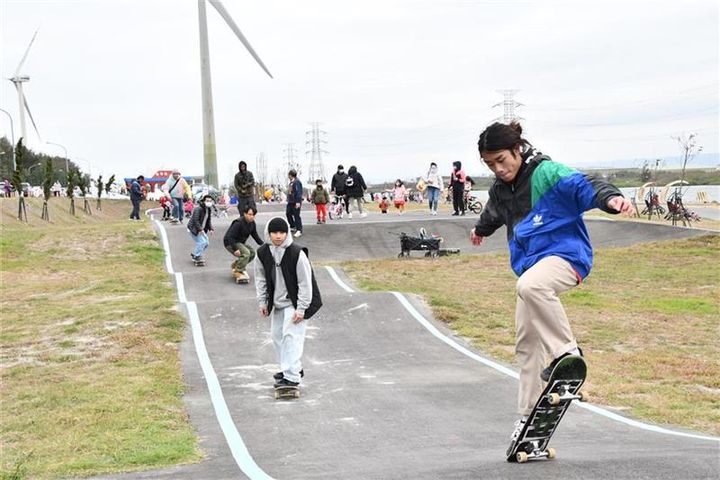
283,143,301,178
305,122,328,183
492,89,524,124
255,152,268,187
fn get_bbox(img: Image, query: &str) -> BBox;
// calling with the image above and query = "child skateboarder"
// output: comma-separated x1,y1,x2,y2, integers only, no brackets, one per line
470,122,634,443
223,205,263,283
187,194,215,265
255,217,322,389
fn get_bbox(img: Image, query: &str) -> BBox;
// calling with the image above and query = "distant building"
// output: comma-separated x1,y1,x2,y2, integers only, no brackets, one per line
123,169,203,192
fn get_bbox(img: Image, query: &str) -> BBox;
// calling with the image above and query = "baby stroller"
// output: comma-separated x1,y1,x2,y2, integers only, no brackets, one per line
397,227,443,258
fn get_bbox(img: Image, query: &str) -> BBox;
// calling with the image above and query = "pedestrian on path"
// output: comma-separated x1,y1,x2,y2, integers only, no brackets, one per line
286,169,304,237
345,165,367,218
469,121,634,442
392,179,407,215
449,161,466,215
330,164,348,217
311,179,330,224
129,175,144,220
188,194,215,263
234,161,256,215
223,204,263,278
424,162,443,215
255,217,322,388
163,169,191,224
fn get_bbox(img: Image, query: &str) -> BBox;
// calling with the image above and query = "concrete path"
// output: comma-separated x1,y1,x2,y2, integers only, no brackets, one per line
97,209,719,480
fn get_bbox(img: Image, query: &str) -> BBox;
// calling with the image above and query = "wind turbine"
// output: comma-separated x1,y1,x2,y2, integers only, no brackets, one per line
8,29,42,146
199,0,273,188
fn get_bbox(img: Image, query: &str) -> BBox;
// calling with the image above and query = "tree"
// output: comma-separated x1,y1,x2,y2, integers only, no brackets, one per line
41,158,53,221
672,133,703,186
105,174,115,195
96,175,104,210
77,173,92,215
67,168,77,216
12,140,27,222
639,160,651,183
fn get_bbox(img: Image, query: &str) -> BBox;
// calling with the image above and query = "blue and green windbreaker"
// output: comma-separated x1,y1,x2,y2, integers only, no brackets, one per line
474,151,622,280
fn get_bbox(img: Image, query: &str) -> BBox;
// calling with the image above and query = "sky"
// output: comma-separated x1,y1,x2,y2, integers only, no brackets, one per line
1,0,718,186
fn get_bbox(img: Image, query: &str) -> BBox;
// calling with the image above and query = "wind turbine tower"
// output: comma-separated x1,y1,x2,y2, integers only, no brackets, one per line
305,122,328,183
9,29,41,145
198,0,273,188
493,89,523,124
255,152,268,186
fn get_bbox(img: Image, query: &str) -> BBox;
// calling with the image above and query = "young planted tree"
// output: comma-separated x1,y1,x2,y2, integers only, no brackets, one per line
96,175,104,211
673,133,703,186
67,168,77,216
105,174,115,196
41,158,53,221
12,139,27,222
77,173,92,215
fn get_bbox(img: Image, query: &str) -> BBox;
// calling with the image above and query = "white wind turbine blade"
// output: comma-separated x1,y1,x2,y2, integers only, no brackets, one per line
22,94,42,141
207,0,273,79
15,28,39,76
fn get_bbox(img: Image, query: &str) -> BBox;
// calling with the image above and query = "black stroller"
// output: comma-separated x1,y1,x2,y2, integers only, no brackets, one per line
397,227,446,258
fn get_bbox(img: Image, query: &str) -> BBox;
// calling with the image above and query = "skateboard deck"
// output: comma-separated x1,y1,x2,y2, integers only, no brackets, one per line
232,270,249,284
274,385,300,400
506,355,587,463
193,259,206,267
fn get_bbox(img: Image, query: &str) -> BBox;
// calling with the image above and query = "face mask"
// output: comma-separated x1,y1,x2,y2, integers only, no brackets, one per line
204,201,213,207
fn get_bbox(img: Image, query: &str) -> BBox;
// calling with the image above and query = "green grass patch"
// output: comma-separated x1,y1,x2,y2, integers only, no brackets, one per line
341,235,720,435
1,198,200,479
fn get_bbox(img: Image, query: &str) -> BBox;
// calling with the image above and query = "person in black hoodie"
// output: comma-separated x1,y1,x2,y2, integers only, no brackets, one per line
330,164,349,217
234,161,256,215
187,194,215,263
449,161,467,215
344,165,367,219
223,204,263,278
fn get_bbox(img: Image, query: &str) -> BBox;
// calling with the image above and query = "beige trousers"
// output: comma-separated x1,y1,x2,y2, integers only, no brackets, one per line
515,255,579,415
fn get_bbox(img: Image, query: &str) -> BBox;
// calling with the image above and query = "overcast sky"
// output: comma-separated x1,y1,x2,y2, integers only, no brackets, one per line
1,0,718,185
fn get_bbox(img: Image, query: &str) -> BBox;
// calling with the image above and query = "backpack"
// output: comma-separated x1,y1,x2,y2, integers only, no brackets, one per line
345,176,355,188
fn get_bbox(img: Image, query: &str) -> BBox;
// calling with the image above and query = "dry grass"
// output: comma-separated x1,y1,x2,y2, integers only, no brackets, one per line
341,235,720,435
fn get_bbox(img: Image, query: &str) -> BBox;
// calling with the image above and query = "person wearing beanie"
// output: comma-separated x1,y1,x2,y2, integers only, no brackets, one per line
234,161,256,215
449,161,466,216
330,164,348,217
344,165,367,219
255,217,322,390
187,194,215,263
471,121,634,447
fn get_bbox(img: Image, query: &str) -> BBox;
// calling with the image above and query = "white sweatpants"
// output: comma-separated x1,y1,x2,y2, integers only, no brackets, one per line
271,306,307,383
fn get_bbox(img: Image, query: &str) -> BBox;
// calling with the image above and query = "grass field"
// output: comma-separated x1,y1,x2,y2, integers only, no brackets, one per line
0,197,200,479
341,234,720,436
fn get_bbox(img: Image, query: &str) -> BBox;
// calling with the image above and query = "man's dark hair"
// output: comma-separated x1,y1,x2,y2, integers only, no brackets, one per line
288,169,297,178
242,204,258,215
477,121,530,154
137,175,145,181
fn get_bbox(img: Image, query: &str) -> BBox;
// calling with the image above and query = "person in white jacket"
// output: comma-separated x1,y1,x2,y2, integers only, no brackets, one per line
255,217,322,388
424,162,444,215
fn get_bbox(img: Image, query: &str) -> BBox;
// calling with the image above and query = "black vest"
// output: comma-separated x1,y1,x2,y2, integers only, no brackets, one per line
257,243,322,319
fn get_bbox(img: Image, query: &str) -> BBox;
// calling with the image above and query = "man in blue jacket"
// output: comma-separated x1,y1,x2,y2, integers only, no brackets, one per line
286,169,303,238
129,175,144,221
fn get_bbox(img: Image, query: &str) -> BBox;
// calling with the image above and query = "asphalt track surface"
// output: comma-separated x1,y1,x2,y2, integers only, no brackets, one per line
97,207,719,480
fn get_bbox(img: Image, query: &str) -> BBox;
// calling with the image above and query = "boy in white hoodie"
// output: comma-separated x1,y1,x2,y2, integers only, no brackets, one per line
255,217,322,388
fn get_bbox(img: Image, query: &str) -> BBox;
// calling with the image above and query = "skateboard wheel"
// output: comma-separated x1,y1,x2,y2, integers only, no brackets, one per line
274,391,280,400
547,447,556,459
578,391,588,402
516,452,529,463
548,393,561,405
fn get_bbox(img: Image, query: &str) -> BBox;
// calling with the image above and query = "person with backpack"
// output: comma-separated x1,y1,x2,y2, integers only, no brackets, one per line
470,121,634,444
163,169,191,224
286,169,304,237
129,175,144,221
187,194,215,264
255,217,322,389
345,165,367,219
234,161,256,215
330,164,348,217
310,179,330,224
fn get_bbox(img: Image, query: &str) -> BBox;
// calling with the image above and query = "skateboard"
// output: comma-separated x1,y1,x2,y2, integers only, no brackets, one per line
274,385,300,400
193,257,206,267
506,355,587,463
232,270,249,284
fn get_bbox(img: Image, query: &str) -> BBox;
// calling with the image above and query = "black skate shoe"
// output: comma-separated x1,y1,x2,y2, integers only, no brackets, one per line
273,369,303,381
541,347,583,382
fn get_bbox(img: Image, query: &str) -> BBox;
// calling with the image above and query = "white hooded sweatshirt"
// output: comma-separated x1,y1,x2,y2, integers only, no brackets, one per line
254,217,313,316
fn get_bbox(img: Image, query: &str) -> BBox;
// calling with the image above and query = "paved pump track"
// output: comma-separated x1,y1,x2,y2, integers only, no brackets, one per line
98,209,719,480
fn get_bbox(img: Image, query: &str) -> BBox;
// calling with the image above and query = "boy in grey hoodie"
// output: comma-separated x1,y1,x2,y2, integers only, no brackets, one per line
255,217,322,387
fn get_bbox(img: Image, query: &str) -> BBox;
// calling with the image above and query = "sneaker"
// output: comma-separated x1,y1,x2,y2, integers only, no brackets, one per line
273,369,304,381
294,230,302,238
540,347,583,382
347,213,353,219
274,377,300,388
452,212,459,216
316,220,322,224
359,212,367,218
190,253,197,260
510,417,527,442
